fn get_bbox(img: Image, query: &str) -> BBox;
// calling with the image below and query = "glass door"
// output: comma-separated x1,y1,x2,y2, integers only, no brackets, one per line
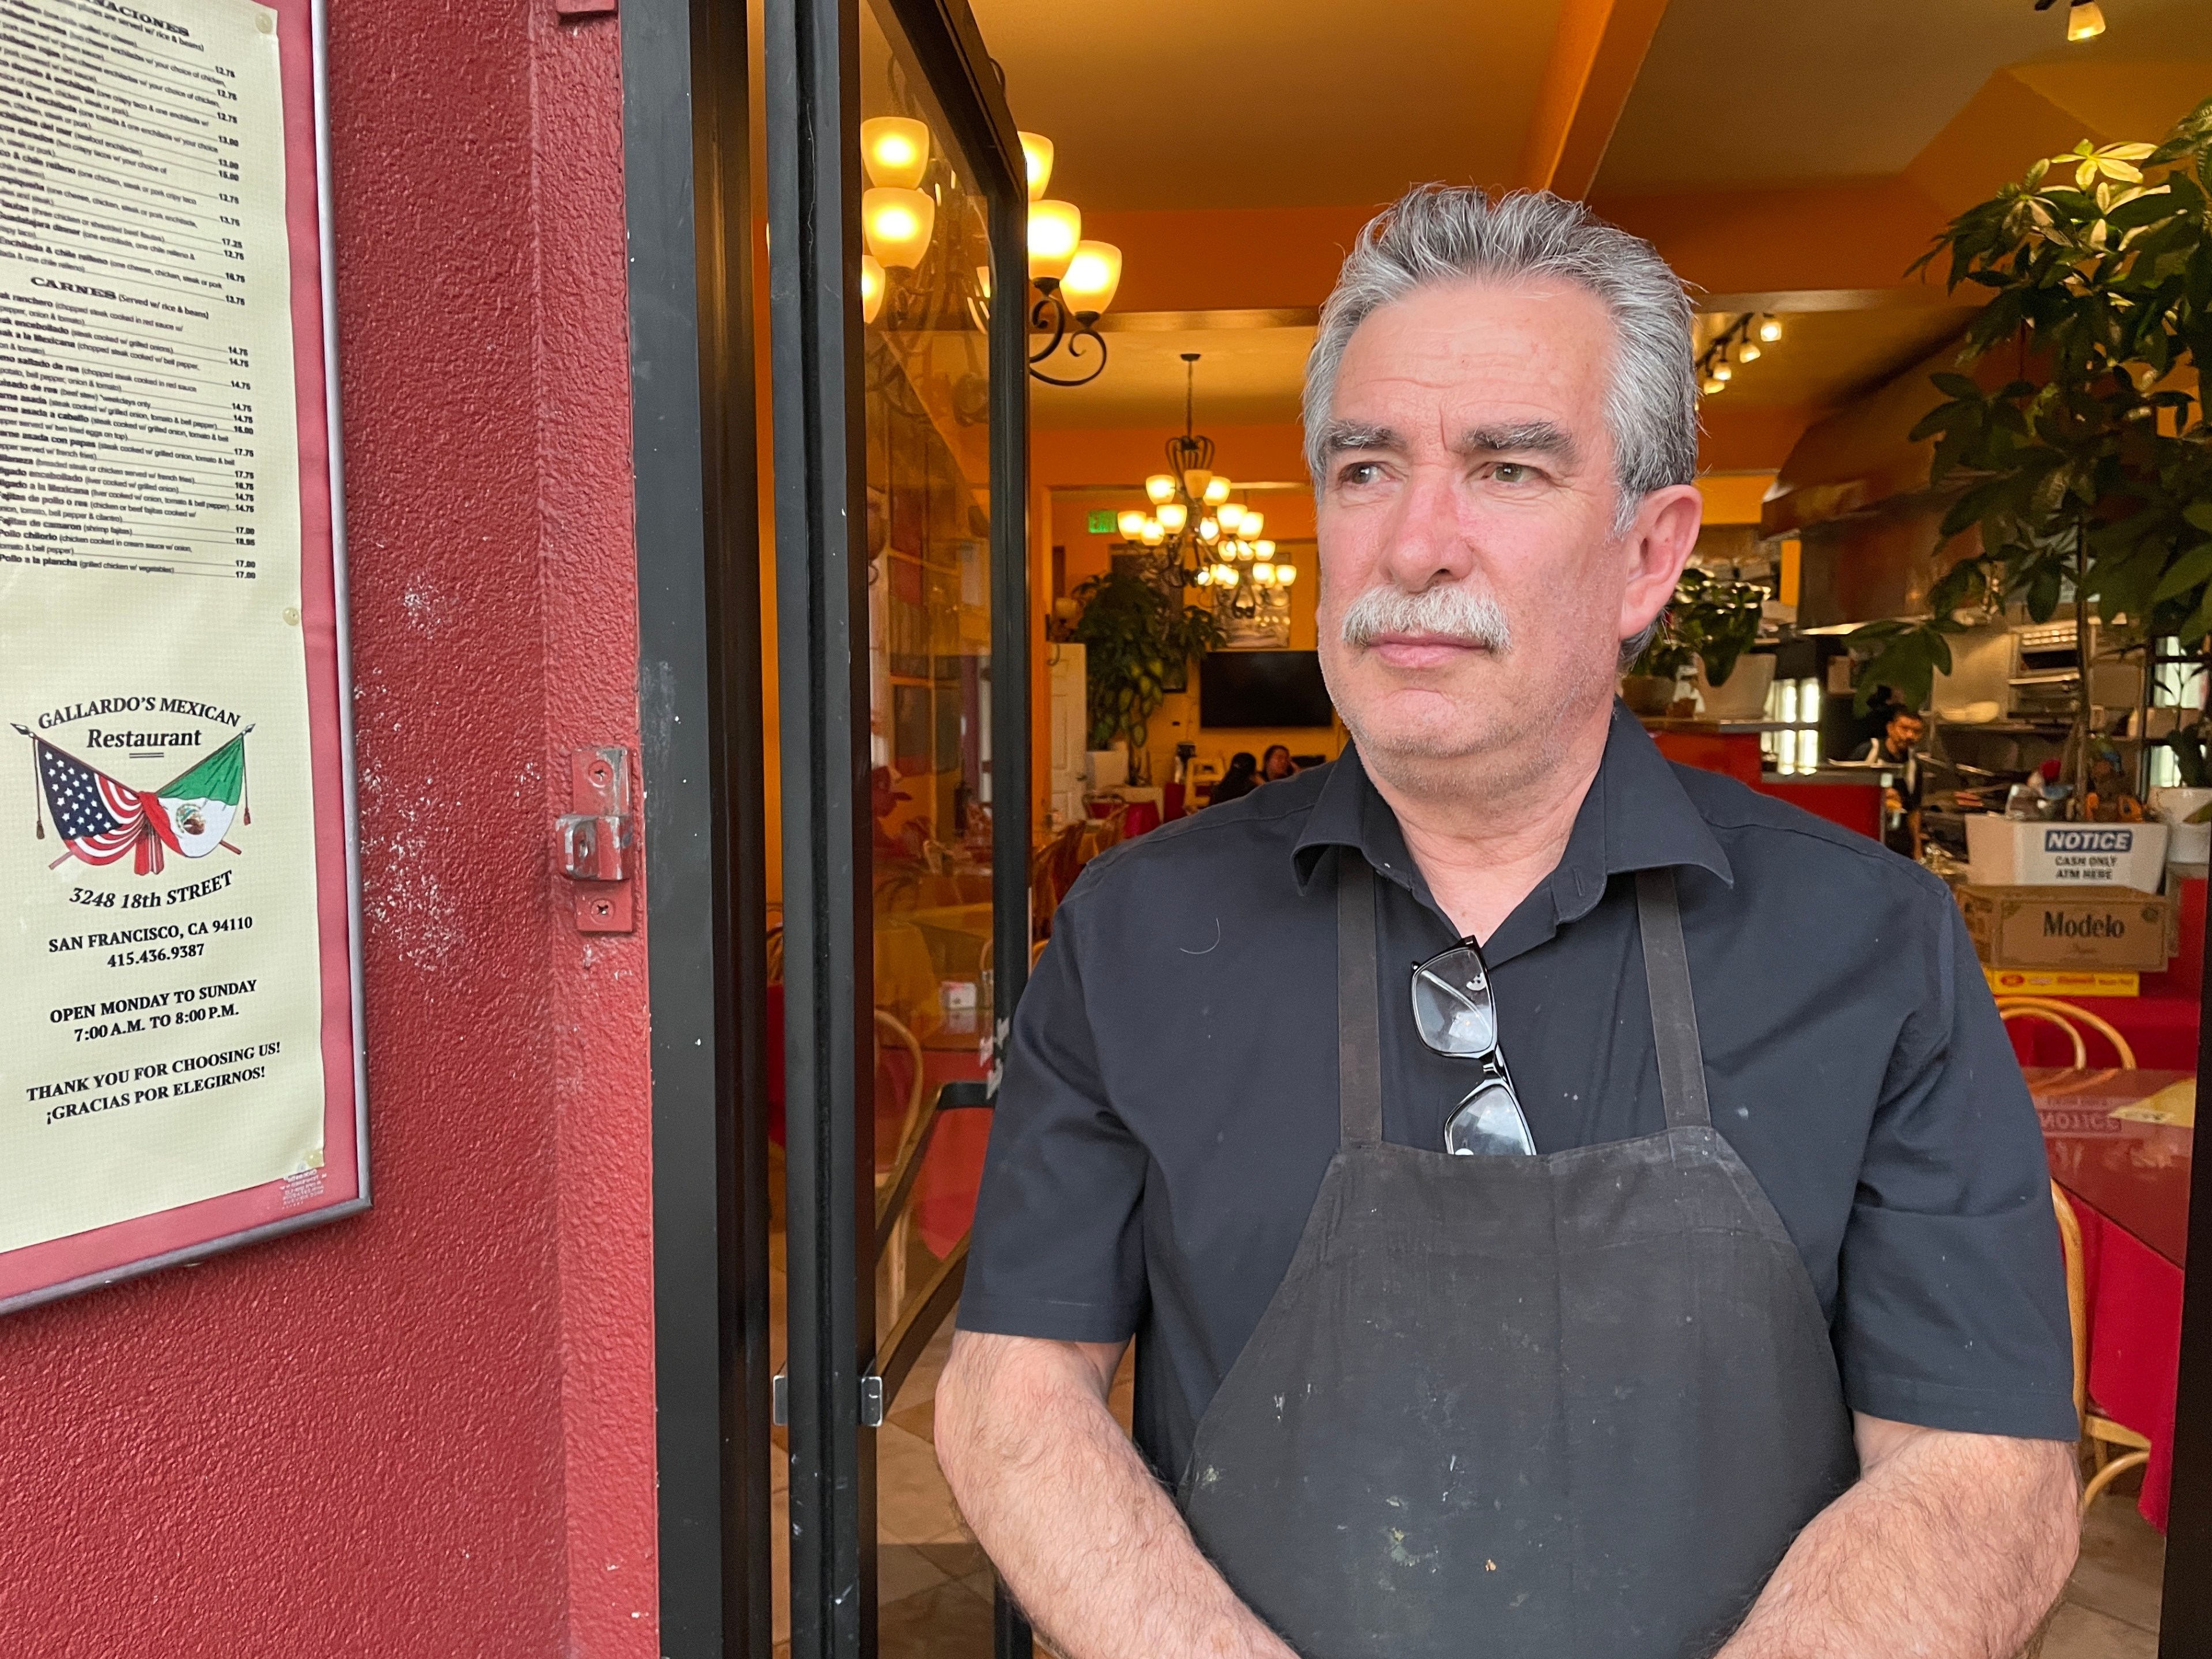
764,0,1027,1653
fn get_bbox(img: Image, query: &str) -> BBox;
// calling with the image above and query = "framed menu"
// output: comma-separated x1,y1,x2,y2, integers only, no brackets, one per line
0,0,365,1312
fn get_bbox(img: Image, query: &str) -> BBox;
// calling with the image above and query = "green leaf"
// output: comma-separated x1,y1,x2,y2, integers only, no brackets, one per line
2153,543,2212,604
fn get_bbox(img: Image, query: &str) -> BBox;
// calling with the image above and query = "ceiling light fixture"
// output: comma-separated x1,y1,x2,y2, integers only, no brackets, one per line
2035,0,2105,41
1696,312,1782,397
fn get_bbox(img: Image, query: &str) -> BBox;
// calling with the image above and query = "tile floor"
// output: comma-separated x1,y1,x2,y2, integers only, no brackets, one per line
2041,1472,2165,1659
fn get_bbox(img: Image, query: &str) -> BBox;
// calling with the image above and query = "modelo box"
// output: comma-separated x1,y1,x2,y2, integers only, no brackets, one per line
1964,816,2168,889
1957,884,2176,973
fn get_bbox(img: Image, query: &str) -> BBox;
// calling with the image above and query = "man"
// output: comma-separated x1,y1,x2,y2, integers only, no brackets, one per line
936,187,2077,1658
1863,703,1927,858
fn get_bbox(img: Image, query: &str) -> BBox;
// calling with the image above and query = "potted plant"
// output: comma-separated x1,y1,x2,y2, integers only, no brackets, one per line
2156,719,2212,863
1070,562,1226,764
1850,96,2212,822
1621,622,1696,717
1674,567,1772,721
1621,568,1770,719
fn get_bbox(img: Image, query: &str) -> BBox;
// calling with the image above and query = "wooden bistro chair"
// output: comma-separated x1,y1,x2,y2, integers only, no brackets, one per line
1994,997,2138,1071
2051,1180,2155,1516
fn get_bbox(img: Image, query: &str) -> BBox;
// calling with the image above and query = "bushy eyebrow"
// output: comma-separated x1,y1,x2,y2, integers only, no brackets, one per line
1316,419,1402,457
1452,422,1579,466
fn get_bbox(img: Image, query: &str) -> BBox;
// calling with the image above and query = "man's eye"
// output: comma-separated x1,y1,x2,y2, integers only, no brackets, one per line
1337,461,1384,488
1493,462,1532,484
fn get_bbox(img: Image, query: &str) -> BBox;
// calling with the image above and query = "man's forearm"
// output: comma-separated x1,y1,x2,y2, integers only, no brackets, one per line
1719,1418,2078,1658
935,1331,1293,1659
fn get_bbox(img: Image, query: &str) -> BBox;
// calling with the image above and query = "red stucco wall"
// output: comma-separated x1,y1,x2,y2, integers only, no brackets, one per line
0,3,659,1655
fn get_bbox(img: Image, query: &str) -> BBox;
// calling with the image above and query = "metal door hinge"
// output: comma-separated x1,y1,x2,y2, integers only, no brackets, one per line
861,1373,885,1429
772,1371,788,1427
555,746,635,933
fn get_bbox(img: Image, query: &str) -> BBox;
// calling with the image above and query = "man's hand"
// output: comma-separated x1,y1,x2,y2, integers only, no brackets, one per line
1718,1414,2078,1657
934,1330,1294,1659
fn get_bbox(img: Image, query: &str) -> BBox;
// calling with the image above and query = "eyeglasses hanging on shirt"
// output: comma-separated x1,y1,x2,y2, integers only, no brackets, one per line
1411,940,1537,1156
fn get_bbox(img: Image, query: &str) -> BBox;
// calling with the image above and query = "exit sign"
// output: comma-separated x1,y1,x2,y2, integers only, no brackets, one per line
1088,510,1116,535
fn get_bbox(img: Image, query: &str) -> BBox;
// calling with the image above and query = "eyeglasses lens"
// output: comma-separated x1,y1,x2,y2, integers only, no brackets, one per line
1446,1083,1536,1157
1412,952,1496,1055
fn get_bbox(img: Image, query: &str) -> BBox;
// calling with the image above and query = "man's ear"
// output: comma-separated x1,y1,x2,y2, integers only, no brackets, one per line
1618,484,1705,641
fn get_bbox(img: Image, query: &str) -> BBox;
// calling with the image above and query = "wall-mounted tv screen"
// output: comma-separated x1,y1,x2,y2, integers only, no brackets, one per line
1199,650,1335,729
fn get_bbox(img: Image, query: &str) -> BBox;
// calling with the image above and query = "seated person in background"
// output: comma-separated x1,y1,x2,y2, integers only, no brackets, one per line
1209,752,1260,805
1260,745,1297,784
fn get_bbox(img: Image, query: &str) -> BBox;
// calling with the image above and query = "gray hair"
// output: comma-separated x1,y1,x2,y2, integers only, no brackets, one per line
1302,185,1699,543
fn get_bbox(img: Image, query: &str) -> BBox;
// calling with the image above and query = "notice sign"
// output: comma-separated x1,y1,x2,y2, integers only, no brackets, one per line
0,0,364,1311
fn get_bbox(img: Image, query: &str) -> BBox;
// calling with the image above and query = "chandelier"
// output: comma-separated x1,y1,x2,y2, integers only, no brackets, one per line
1113,355,1297,630
856,118,1123,388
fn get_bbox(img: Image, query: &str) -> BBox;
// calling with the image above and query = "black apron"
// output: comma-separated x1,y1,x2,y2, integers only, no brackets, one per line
1176,857,1858,1657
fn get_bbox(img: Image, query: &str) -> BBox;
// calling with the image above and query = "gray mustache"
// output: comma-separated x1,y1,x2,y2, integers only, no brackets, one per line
1340,584,1512,652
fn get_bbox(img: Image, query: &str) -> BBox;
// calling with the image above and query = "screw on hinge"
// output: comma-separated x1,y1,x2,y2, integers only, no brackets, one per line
772,1372,788,1427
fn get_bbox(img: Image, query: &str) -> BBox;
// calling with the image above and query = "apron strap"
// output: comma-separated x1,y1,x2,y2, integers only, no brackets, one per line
1634,868,1713,1131
1336,851,1385,1143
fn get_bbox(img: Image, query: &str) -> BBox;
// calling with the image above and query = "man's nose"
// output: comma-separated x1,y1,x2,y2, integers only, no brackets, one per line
1380,465,1476,591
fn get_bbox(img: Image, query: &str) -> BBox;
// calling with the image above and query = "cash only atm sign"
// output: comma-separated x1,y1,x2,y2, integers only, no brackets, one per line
0,0,367,1312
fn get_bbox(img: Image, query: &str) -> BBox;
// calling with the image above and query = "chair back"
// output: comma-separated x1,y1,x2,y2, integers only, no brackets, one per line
2051,1180,2088,1426
1996,996,2138,1070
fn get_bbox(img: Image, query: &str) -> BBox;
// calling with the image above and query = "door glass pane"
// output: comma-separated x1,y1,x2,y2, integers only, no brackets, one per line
858,0,997,1645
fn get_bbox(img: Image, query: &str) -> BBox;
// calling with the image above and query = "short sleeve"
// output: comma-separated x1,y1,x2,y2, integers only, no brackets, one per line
1834,897,2078,1441
957,900,1147,1343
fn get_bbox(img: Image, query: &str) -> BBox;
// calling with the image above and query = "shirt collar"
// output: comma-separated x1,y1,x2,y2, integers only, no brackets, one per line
1293,702,1734,934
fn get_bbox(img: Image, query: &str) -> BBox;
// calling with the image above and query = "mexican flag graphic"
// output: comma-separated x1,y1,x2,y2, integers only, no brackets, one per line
156,734,248,858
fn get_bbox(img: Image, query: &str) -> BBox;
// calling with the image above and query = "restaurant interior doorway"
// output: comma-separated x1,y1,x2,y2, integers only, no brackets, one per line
623,3,2212,1657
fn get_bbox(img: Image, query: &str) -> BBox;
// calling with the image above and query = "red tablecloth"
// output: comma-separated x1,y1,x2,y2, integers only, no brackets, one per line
2032,1068,2192,1531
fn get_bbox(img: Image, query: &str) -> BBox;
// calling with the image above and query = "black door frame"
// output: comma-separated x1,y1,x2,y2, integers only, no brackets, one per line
624,0,775,1653
763,0,1028,1656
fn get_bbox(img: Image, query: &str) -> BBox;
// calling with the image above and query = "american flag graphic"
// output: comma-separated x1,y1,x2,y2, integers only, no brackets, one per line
33,737,180,874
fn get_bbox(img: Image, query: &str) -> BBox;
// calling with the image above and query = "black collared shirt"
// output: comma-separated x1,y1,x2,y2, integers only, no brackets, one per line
961,705,2076,1482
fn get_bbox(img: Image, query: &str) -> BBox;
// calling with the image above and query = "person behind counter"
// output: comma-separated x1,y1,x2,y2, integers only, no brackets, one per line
1209,752,1260,805
1862,706,1925,858
1260,745,1297,784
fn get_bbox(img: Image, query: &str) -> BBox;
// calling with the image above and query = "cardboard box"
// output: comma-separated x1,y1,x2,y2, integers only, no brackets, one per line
1982,967,2140,998
1959,884,2175,972
1963,816,2168,889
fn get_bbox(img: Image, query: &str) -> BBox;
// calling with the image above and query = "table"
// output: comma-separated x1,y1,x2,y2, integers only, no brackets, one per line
2030,1067,2192,1530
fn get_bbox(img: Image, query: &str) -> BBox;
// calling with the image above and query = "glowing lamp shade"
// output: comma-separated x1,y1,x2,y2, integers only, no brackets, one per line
1214,565,1239,588
1181,468,1214,501
1145,474,1177,505
1060,241,1123,314
1702,377,1726,395
1028,200,1082,281
1237,510,1263,539
1198,517,1221,543
860,117,931,190
1252,562,1278,586
863,188,935,270
1139,520,1165,546
1216,502,1247,532
1253,539,1275,559
1194,566,1214,587
1710,362,1732,382
1276,561,1298,585
1738,341,1761,362
1116,509,1147,539
1018,131,1055,202
859,254,886,325
1156,501,1189,533
1758,316,1783,343
1203,476,1232,506
2067,1,2104,40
